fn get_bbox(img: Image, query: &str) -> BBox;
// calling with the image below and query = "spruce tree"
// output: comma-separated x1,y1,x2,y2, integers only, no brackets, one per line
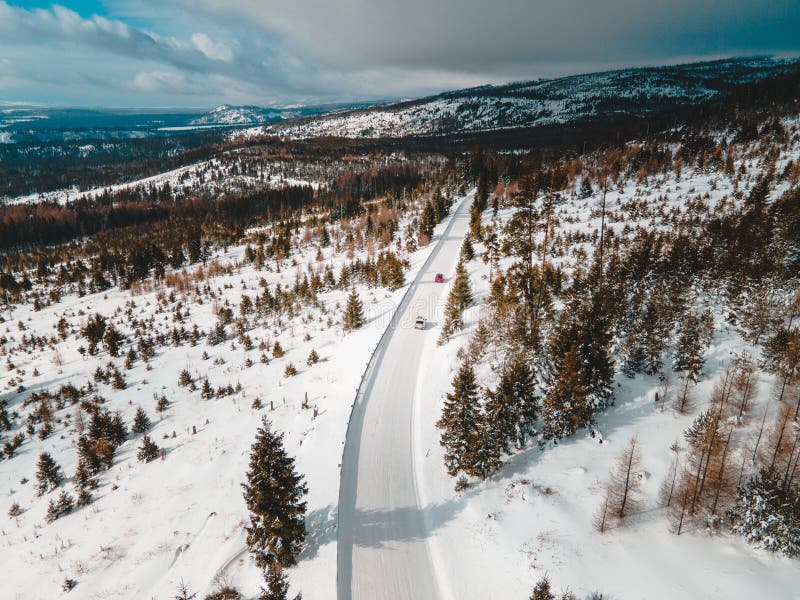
36,452,63,496
201,378,215,400
542,344,589,439
461,236,475,261
728,468,800,557
437,363,483,478
530,575,555,600
103,325,124,357
137,435,160,463
439,261,473,343
242,417,308,570
132,406,151,435
419,200,436,239
260,564,302,600
580,177,594,199
81,313,107,355
451,260,473,309
439,293,465,343
486,358,537,450
674,310,706,381
45,491,74,523
77,435,103,475
343,289,365,331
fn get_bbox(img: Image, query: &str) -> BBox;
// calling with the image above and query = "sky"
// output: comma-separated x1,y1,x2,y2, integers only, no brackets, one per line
1,0,799,108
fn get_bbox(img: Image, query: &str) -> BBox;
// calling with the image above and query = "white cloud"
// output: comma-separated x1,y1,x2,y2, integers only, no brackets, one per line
130,70,203,95
1,0,799,106
191,33,233,62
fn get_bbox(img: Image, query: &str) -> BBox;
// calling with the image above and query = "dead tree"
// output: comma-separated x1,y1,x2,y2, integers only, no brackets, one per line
608,436,642,520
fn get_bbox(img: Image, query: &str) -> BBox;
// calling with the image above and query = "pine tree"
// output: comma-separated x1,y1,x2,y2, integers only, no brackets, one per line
542,344,589,439
36,452,63,496
437,363,486,478
439,261,473,344
260,564,302,600
132,406,151,435
343,289,365,331
673,311,706,381
201,378,214,400
728,468,800,557
461,236,475,261
45,490,74,523
104,325,125,357
137,435,160,463
242,417,308,570
451,260,473,309
530,575,555,600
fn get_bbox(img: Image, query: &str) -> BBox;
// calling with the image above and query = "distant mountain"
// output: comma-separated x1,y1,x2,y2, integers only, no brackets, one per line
265,56,800,139
190,102,378,127
189,105,288,126
0,101,377,144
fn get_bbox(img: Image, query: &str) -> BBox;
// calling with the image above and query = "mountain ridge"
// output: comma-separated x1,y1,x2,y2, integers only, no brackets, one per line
262,56,800,139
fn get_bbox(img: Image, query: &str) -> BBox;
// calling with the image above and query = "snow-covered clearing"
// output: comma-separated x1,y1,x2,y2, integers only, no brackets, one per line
0,195,465,600
413,138,800,599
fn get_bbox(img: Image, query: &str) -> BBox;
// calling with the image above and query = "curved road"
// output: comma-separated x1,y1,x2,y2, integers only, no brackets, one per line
337,194,473,600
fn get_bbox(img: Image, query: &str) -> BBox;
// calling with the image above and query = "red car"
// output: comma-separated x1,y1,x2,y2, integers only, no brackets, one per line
434,273,445,283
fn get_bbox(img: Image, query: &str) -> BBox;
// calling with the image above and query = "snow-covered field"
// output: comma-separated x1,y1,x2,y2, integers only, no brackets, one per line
0,193,464,599
3,110,800,600
4,157,320,207
411,132,800,598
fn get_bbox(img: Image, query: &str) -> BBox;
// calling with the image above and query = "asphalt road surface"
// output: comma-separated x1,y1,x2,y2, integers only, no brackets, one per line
337,194,473,600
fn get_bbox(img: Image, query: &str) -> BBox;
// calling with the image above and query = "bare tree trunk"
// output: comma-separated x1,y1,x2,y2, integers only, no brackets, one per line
781,432,800,493
753,399,771,464
769,404,792,471
618,437,637,518
593,487,611,534
710,427,734,515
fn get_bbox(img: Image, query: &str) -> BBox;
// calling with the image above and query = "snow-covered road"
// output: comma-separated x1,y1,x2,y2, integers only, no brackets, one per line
337,194,473,600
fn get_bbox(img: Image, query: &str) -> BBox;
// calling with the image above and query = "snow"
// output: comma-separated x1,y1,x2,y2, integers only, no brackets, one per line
0,189,467,599
3,103,800,600
4,157,321,206
408,133,800,598
338,194,473,600
263,57,799,139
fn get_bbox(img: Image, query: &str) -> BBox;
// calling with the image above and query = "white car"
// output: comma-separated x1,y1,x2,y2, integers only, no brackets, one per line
414,316,426,330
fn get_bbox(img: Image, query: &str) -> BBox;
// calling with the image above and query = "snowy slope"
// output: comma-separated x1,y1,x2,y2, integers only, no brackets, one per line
338,194,472,600
409,125,800,599
0,192,465,599
265,57,800,139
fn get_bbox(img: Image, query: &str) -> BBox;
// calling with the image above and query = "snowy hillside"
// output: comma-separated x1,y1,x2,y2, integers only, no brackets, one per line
2,68,800,600
411,118,800,598
265,57,800,139
191,103,379,128
0,181,465,598
190,106,295,126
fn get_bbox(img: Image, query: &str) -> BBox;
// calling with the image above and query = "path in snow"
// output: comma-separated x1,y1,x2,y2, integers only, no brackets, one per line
337,194,473,600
